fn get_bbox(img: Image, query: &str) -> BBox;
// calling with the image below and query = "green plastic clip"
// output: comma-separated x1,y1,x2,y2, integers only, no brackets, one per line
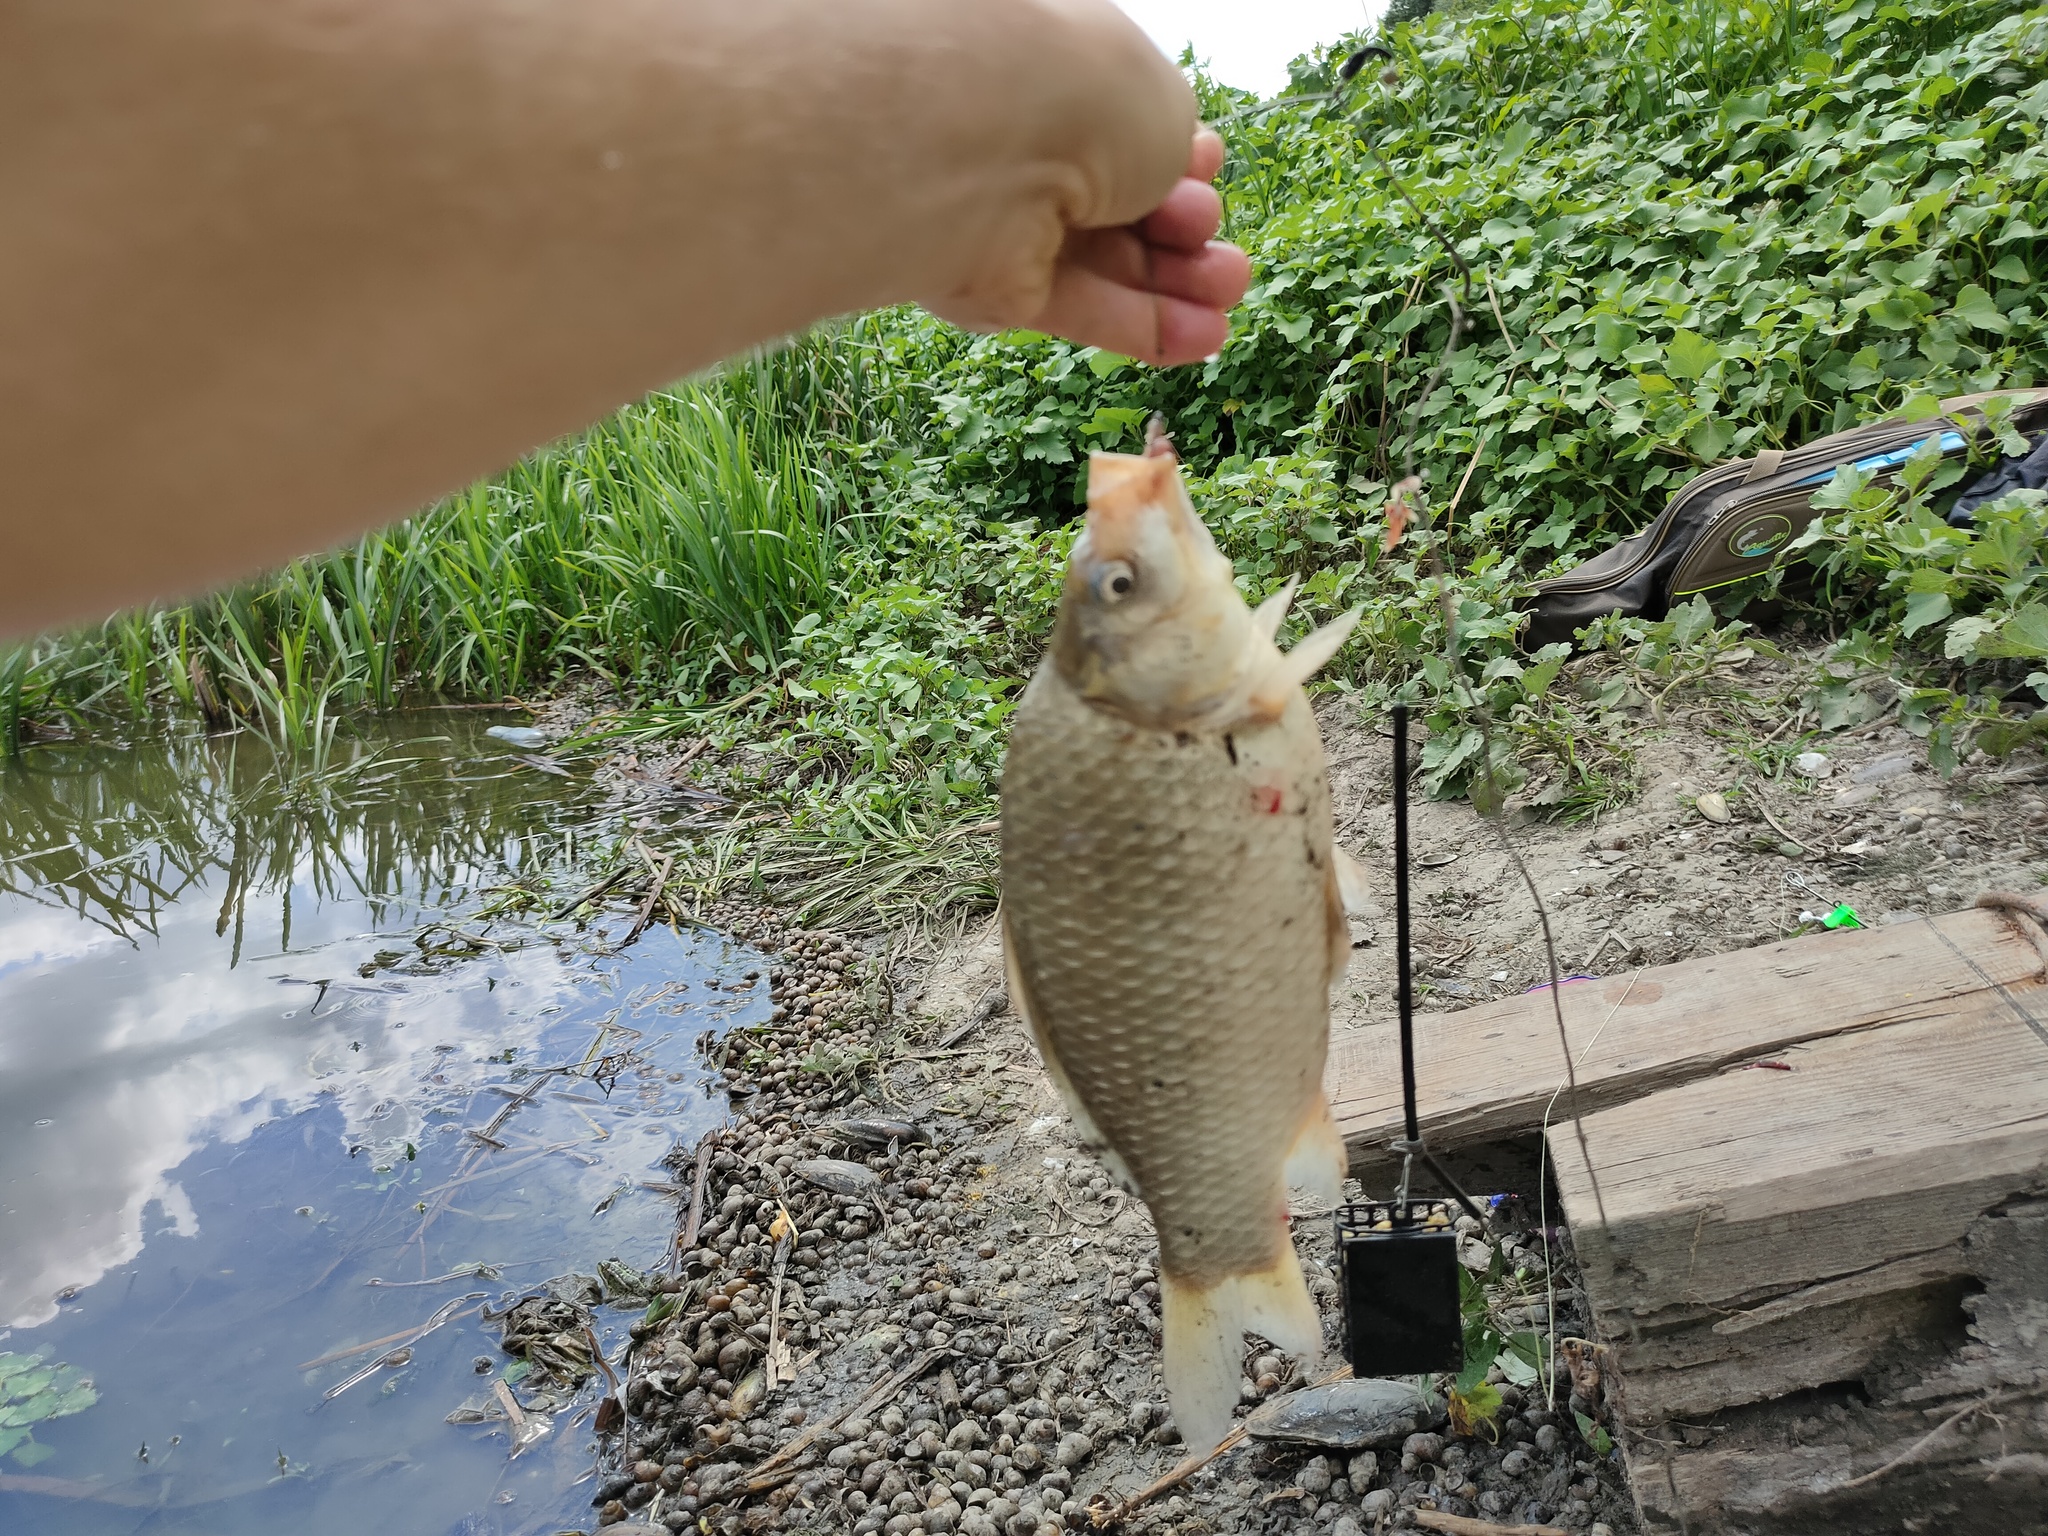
1821,903,1862,930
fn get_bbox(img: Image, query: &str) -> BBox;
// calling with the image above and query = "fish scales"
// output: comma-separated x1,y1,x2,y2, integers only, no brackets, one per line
998,441,1360,1453
1001,670,1334,1286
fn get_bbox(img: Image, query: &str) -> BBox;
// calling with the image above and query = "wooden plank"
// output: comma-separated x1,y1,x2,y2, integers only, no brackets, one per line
1628,1395,2048,1534
1548,988,2048,1421
1327,908,2042,1171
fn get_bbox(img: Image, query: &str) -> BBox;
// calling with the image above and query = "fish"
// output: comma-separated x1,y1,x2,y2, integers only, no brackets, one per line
999,433,1366,1453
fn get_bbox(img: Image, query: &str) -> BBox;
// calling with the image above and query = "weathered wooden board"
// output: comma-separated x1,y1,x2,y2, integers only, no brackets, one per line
1327,907,2043,1173
1549,984,2048,1420
1622,1199,2048,1533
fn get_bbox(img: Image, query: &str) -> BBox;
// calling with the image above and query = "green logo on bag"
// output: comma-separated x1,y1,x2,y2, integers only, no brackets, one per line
1728,514,1793,560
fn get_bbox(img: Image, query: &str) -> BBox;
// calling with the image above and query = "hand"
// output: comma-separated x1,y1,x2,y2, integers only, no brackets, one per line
1031,129,1250,365
925,126,1251,368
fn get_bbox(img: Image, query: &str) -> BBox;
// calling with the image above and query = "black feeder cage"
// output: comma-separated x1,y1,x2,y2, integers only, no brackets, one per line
1336,1199,1464,1376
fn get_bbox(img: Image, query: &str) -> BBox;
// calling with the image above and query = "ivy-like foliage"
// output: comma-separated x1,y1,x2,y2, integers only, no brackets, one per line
878,0,2048,565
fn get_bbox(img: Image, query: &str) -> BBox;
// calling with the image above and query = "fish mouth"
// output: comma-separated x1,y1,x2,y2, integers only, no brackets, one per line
1083,452,1181,563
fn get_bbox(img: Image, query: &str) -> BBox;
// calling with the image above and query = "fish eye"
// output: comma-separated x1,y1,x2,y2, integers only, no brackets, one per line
1096,561,1137,602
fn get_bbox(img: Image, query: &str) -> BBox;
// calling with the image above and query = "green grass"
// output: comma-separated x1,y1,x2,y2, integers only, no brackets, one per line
5,328,903,757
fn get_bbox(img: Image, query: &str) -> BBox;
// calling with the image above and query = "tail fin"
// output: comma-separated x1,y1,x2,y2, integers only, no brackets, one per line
1160,1245,1322,1454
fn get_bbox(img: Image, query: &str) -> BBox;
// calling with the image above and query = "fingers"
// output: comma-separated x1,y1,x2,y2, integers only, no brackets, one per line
1140,178,1224,251
1146,240,1251,311
1034,261,1232,366
1061,227,1249,310
942,123,1245,366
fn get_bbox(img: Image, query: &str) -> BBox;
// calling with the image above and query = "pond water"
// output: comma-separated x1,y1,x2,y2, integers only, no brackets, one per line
0,718,755,1535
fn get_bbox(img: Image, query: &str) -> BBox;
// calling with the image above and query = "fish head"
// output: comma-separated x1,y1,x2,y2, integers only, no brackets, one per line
1052,451,1252,728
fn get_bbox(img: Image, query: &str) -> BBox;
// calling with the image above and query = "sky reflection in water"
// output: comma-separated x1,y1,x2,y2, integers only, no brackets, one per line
0,722,751,1534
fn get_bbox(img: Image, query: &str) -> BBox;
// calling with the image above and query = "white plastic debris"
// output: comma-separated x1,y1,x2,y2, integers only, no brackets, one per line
485,725,548,750
1793,751,1832,778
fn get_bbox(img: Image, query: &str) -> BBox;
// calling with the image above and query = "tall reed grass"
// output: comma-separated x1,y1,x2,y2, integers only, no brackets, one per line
5,326,903,755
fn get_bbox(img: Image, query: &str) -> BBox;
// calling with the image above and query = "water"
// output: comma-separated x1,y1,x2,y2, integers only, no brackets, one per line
0,720,757,1535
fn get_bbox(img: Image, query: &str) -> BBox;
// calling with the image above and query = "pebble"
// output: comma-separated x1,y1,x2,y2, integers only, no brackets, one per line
1852,753,1914,784
1535,1423,1562,1455
1499,1449,1532,1477
1400,1432,1443,1464
1243,1379,1447,1450
795,1158,882,1196
1297,1455,1333,1494
1053,1431,1095,1468
1360,1489,1396,1519
1331,1521,1363,1536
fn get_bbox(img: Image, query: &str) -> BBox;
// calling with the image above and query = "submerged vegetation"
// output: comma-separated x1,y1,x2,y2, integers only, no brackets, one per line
10,0,2048,917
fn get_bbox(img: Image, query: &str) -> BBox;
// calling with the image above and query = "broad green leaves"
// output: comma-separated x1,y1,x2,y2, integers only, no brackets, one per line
0,1351,98,1468
1952,284,2010,332
1664,331,1721,382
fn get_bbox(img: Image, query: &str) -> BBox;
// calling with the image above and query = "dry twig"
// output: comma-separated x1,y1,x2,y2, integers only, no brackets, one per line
1086,1365,1355,1528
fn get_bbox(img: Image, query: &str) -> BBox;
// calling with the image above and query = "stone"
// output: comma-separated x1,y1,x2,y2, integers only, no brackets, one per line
1297,1454,1333,1494
1242,1379,1446,1450
1499,1448,1533,1477
1853,753,1915,784
1400,1432,1443,1464
795,1158,882,1197
1053,1431,1094,1468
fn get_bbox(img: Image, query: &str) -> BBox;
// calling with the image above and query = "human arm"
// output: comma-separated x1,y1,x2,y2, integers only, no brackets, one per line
0,0,1244,637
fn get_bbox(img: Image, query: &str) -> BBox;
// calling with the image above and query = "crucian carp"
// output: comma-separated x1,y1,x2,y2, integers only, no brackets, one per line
1000,427,1364,1452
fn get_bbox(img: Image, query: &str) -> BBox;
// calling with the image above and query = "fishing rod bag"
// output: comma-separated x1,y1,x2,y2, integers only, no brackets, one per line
1520,388,2048,649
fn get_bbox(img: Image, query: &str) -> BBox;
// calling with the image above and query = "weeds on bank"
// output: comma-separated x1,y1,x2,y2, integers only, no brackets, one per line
11,0,2048,919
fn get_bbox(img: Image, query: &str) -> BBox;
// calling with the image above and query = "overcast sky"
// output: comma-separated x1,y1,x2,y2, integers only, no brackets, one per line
1112,0,1386,97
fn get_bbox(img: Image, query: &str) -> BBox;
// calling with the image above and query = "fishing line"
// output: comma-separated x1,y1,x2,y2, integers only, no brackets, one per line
1389,702,1482,1224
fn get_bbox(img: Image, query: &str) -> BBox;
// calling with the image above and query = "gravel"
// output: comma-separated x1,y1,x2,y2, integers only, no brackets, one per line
549,893,1645,1536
